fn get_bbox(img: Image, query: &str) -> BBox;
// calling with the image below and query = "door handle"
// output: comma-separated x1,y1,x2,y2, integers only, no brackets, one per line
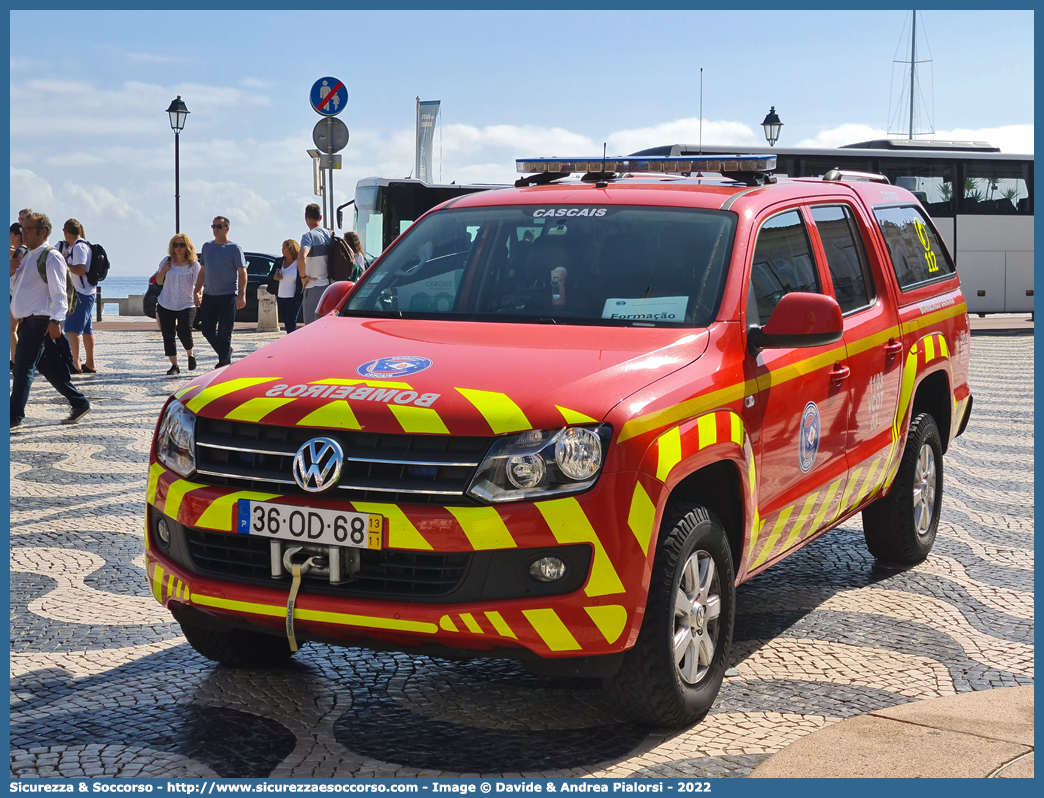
884,338,903,357
830,362,851,383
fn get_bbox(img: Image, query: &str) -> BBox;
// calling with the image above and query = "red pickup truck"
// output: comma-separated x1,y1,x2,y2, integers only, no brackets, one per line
146,154,972,727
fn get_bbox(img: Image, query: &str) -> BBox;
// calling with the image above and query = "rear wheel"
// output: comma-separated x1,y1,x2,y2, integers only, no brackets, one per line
862,412,943,564
180,621,296,667
605,504,735,727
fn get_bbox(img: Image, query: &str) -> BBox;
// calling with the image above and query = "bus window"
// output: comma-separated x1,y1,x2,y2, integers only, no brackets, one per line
882,159,957,218
961,161,1032,214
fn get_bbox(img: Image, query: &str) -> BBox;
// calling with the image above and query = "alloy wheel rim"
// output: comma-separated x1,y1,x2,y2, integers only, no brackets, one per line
673,549,721,685
913,442,937,536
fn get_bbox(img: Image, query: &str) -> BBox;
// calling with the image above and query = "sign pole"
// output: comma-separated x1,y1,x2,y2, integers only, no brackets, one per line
415,96,420,181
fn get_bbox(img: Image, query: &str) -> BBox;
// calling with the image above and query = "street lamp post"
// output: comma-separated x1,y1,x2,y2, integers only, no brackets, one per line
761,106,783,147
166,96,190,233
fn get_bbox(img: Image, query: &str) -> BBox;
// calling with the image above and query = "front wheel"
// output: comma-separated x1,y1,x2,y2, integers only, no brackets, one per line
862,412,943,564
605,504,735,727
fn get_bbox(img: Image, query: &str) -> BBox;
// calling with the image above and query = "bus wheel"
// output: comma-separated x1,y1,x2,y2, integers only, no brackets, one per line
605,504,734,727
862,412,943,564
181,622,296,667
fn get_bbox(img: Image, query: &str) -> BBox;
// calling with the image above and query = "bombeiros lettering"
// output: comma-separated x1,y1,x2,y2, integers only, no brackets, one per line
264,383,440,408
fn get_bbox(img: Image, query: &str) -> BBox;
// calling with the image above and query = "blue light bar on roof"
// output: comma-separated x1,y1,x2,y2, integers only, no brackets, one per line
515,154,776,174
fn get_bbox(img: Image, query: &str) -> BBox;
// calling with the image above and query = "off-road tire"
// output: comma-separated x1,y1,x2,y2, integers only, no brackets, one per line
605,504,735,727
862,412,943,564
180,622,296,667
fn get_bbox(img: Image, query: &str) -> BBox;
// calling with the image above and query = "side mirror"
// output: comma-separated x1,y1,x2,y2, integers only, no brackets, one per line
748,292,843,353
316,281,355,317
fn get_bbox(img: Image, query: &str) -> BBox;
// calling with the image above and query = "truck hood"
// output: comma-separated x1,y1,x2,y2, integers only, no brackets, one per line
177,317,709,437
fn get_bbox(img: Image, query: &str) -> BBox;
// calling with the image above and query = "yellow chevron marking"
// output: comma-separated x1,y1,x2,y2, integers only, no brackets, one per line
297,400,362,430
809,479,843,536
225,397,295,423
938,334,949,358
351,502,433,550
485,611,517,639
536,498,625,597
447,506,516,549
439,615,459,632
147,463,165,505
697,413,717,449
460,612,483,634
196,491,279,531
838,468,864,516
456,388,531,434
174,385,195,400
656,427,682,481
167,574,175,599
185,377,278,414
389,405,449,434
151,565,164,604
730,413,744,446
556,405,596,424
781,491,821,552
626,482,656,557
751,505,794,569
191,594,438,633
853,458,882,508
619,378,758,443
746,516,766,565
310,378,412,389
924,335,936,362
585,605,628,644
522,608,582,651
143,518,150,551
163,479,207,523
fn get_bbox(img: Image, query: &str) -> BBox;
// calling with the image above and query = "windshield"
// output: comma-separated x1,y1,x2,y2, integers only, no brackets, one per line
345,205,736,327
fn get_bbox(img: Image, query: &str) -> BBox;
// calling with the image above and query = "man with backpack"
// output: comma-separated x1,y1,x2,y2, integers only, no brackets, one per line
58,218,98,373
9,212,90,432
298,203,331,324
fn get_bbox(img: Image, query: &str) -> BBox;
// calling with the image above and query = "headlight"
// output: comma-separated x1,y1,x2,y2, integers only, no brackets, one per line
156,399,196,478
467,425,611,503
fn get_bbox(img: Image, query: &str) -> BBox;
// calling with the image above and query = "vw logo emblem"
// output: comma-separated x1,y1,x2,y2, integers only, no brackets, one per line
293,437,344,493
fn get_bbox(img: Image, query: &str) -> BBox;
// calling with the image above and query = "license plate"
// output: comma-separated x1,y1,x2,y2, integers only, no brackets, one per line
237,501,383,549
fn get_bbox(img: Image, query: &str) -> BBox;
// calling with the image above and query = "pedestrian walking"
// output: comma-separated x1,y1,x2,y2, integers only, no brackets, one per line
194,216,246,368
272,238,303,334
298,204,330,324
10,212,90,431
344,231,366,280
155,233,201,375
58,218,98,373
10,221,27,369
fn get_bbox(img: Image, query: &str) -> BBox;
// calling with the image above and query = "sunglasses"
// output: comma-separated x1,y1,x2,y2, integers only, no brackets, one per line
211,224,226,229
173,242,187,248
23,225,41,232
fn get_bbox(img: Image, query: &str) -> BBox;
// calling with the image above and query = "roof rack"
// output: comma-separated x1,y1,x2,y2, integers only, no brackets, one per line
822,169,890,184
515,154,777,186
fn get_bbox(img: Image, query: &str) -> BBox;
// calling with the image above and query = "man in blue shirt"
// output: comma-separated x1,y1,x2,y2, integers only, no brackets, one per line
298,203,331,324
194,216,247,368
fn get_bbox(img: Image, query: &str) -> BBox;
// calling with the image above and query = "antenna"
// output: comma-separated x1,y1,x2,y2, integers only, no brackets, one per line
699,67,703,156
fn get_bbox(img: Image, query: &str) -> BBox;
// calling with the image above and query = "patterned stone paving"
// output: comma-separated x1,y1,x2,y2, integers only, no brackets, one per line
9,327,1034,778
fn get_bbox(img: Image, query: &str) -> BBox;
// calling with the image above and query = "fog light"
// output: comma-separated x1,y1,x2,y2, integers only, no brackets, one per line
507,454,545,488
156,518,171,548
529,556,567,582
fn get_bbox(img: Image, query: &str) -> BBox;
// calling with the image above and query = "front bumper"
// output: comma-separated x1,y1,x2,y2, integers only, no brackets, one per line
145,463,666,660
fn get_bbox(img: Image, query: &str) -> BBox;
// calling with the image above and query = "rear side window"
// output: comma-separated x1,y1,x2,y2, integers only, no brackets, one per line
811,205,875,314
747,209,820,326
873,205,956,290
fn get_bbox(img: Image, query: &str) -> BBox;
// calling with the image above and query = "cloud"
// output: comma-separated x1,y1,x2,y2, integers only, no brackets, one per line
126,53,187,65
10,169,56,212
607,118,760,155
797,123,1034,154
240,78,268,89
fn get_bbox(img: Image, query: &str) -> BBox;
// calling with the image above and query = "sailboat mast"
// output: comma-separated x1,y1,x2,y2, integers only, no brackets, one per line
909,10,917,139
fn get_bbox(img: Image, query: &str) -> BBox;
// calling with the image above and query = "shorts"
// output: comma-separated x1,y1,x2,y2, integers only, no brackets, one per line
64,292,95,335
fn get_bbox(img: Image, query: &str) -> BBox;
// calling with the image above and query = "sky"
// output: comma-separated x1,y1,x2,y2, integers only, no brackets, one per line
9,9,1035,279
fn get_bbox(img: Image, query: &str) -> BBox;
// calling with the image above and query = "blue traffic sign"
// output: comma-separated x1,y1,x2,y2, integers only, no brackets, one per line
310,77,348,117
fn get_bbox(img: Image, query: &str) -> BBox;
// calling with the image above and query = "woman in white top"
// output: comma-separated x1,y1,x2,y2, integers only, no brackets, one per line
154,234,202,375
272,239,303,333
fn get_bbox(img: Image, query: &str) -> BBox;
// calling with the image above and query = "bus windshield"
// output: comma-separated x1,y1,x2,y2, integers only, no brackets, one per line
344,205,736,327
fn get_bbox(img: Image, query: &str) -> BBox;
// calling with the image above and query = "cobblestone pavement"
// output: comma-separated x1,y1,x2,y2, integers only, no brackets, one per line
9,328,1034,779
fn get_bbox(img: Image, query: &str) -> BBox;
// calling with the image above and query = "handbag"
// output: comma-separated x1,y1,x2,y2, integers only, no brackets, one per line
265,262,280,295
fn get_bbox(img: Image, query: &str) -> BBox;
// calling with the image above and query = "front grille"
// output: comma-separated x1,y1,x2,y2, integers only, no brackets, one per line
194,418,492,505
185,528,471,598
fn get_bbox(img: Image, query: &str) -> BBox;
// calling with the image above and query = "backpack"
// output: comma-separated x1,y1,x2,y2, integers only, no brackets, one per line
327,235,358,283
36,247,77,314
86,241,110,285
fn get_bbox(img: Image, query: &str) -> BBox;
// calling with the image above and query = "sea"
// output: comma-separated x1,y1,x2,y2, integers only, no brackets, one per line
95,275,154,315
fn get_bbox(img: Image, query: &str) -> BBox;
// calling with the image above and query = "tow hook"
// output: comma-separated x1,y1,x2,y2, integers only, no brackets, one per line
282,546,316,652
